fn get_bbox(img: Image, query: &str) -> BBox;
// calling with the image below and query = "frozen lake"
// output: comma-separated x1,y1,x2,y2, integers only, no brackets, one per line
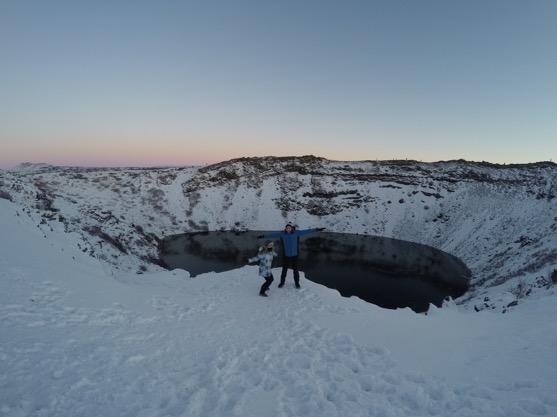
160,231,470,312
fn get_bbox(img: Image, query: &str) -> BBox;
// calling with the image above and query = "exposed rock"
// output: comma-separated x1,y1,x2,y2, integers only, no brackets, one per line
0,190,13,201
84,226,128,254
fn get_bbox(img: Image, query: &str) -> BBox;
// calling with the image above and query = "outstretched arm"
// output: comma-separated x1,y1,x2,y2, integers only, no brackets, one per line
295,228,323,237
248,254,262,263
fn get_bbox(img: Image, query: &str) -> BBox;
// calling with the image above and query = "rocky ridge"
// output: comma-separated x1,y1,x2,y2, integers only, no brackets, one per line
1,156,555,310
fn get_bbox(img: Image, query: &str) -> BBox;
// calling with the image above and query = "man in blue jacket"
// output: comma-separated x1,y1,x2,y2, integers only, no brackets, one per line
260,224,325,288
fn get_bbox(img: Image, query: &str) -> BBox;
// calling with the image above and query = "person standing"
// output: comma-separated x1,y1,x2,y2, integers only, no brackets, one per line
260,224,324,288
248,241,277,297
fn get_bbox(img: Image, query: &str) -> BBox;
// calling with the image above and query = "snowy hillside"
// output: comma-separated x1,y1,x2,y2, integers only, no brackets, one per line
1,197,557,417
0,156,555,310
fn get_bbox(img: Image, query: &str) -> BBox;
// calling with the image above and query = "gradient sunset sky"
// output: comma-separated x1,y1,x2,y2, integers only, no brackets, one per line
1,0,556,168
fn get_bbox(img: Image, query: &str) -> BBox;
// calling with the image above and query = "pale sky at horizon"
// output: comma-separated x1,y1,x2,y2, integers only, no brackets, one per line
1,0,556,168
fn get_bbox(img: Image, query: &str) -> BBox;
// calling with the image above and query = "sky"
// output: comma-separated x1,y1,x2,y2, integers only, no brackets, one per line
1,0,556,167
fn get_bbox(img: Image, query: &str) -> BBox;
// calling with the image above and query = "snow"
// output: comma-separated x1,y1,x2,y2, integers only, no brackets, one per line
2,197,557,417
1,157,555,310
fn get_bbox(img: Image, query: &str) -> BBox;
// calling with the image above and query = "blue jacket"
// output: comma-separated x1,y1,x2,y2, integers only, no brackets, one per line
263,229,318,257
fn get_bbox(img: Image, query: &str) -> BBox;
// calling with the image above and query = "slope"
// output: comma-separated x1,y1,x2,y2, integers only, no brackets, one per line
1,157,555,310
1,198,557,417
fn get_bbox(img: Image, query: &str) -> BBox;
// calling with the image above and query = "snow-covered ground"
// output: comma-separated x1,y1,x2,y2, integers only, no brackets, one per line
2,193,557,416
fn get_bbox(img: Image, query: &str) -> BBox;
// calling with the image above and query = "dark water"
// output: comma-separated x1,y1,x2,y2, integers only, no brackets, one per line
160,231,471,312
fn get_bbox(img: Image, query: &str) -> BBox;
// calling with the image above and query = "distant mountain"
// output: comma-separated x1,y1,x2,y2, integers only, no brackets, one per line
10,162,57,172
1,156,555,310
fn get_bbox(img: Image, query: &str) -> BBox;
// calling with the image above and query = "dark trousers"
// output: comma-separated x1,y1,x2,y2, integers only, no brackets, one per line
260,274,274,294
280,256,300,285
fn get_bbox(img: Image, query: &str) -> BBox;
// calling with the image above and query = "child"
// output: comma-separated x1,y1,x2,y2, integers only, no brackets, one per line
248,240,277,297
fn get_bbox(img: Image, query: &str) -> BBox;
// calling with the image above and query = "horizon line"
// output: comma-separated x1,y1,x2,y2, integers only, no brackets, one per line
2,155,555,170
